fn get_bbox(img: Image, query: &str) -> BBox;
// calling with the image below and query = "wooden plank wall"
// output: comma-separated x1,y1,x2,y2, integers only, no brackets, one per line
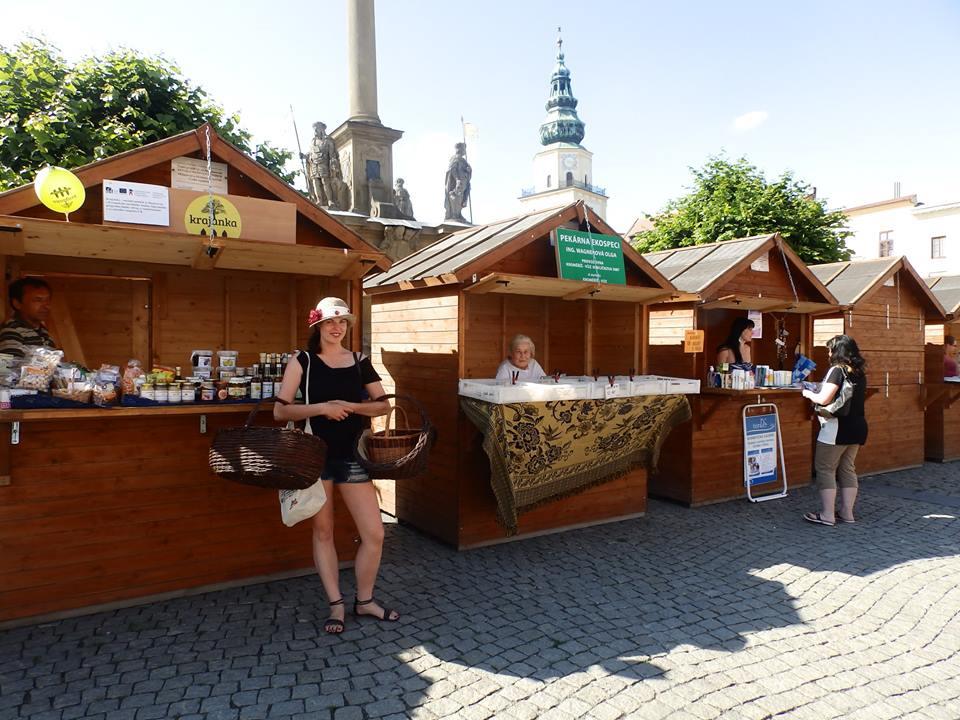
369,291,460,544
10,255,348,371
845,276,926,475
0,411,361,624
650,395,813,505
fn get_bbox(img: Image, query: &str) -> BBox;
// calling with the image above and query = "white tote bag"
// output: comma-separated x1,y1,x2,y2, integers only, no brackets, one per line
278,350,327,526
279,479,327,527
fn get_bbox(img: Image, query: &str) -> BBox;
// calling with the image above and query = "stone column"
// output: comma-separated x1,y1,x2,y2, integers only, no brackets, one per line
347,0,380,123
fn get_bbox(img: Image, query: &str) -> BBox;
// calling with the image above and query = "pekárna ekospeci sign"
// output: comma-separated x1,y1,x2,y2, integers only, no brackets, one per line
553,227,626,284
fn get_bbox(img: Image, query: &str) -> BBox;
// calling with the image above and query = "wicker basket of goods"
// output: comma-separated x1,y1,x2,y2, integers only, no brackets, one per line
355,394,434,479
209,399,326,489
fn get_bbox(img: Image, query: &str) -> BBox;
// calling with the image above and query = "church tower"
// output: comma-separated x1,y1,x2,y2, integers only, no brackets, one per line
519,31,608,219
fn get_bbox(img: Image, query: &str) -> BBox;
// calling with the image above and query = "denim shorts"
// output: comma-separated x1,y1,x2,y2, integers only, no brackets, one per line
321,458,371,484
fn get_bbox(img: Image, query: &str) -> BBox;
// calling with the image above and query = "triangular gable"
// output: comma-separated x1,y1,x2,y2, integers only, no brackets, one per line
365,201,673,294
0,123,389,270
926,275,960,315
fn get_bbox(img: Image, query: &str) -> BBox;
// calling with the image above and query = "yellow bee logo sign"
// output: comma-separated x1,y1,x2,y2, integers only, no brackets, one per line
184,195,243,238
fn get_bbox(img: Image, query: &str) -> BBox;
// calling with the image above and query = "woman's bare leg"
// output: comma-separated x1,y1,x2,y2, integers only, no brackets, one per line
338,482,398,620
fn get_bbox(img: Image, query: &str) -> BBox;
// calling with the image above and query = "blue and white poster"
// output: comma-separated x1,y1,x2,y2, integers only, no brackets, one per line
744,412,779,486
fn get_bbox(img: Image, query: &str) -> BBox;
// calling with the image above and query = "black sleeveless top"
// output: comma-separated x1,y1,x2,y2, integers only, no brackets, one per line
296,350,381,460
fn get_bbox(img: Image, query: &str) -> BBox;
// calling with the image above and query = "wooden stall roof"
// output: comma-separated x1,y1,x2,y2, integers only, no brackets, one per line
363,201,674,300
926,275,960,316
643,233,839,312
0,123,389,273
810,256,946,318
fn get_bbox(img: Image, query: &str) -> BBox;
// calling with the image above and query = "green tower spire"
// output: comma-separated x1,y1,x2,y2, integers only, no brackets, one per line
538,28,586,147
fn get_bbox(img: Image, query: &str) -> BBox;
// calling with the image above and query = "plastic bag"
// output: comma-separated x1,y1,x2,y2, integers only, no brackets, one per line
15,347,63,390
279,479,327,527
122,359,144,395
792,354,817,384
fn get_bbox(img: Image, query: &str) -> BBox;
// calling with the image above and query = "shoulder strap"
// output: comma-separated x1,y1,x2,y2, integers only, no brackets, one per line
301,350,313,435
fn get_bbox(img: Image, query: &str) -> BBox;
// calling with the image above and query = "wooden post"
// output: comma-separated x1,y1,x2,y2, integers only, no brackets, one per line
223,276,231,350
542,296,550,374
290,281,299,351
131,282,150,363
584,299,594,374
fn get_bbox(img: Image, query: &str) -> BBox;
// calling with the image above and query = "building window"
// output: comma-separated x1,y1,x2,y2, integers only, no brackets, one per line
565,171,573,187
932,236,946,259
546,174,551,188
879,231,894,257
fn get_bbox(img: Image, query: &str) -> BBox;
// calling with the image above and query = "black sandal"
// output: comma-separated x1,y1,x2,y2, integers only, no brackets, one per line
353,597,400,622
324,598,345,634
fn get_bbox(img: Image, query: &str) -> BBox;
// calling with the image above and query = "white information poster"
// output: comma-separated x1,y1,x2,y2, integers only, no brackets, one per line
748,309,763,338
171,156,228,193
103,180,169,226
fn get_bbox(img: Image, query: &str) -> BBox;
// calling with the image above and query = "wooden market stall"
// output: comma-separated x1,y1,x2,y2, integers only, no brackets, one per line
363,201,691,548
808,257,946,475
643,233,840,505
0,125,389,626
921,276,960,462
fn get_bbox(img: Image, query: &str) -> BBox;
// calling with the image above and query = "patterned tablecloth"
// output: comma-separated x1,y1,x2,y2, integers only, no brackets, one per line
460,394,692,534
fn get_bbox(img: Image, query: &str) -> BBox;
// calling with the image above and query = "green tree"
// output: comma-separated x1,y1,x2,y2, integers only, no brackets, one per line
632,156,851,264
0,39,297,190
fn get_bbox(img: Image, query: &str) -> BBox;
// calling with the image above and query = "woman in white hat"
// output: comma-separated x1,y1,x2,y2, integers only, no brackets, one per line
274,297,397,634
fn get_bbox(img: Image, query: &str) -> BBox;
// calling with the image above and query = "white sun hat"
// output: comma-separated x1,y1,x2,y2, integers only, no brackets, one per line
308,297,356,327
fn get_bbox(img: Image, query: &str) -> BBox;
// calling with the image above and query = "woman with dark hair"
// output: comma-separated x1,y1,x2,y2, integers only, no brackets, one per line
801,334,868,526
716,317,755,365
274,297,396,634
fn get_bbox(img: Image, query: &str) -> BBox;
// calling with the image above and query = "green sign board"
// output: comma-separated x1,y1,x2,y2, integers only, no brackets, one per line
554,227,626,284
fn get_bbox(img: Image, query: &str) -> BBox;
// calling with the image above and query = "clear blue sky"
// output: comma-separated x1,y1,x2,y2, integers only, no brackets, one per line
4,0,959,230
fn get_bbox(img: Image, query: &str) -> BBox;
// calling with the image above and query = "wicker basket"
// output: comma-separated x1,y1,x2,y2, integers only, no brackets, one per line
209,400,326,489
356,394,433,479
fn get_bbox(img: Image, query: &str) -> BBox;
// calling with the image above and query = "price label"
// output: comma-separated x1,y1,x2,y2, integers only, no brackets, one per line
684,329,705,353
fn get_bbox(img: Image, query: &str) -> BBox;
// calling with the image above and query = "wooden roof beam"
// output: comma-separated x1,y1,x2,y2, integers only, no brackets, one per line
563,283,602,301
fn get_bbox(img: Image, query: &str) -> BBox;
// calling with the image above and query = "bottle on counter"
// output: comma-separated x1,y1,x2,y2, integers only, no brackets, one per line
250,366,263,401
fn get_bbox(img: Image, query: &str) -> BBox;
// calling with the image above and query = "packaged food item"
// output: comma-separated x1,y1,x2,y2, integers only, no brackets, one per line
140,382,155,401
92,382,117,407
122,359,144,395
200,381,216,401
91,366,120,407
53,380,93,404
151,366,175,384
155,383,169,403
217,350,238,368
15,347,64,390
228,377,249,399
191,350,213,368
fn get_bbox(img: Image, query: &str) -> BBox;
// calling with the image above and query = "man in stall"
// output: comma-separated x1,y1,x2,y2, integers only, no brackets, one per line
0,277,58,359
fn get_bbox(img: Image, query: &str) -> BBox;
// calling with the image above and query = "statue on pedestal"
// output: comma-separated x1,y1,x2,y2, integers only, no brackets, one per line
443,142,472,223
303,122,342,209
394,178,415,220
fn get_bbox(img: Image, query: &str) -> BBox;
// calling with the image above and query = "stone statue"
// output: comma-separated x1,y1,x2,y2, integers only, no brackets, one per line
443,142,472,223
302,121,342,209
394,178,415,220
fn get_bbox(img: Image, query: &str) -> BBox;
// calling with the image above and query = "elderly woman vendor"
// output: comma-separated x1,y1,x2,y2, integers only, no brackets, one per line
495,334,546,381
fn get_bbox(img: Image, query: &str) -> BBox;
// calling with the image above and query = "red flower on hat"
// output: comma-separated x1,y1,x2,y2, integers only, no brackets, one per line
308,308,322,326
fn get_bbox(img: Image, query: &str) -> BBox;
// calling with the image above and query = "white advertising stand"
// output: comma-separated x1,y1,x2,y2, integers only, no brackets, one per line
742,403,788,502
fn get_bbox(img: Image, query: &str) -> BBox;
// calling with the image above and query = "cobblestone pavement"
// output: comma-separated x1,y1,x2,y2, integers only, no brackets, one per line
3,464,960,720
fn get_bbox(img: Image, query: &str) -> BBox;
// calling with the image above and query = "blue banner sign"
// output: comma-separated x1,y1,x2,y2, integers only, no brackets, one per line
744,412,779,486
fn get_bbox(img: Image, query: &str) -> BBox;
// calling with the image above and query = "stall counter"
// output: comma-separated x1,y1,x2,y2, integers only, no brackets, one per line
651,387,814,505
0,403,359,626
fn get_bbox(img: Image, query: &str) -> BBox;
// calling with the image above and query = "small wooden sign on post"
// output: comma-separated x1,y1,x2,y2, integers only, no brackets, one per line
684,329,705,353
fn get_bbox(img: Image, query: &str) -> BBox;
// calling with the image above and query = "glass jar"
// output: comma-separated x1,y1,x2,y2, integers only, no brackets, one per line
200,381,216,402
140,383,155,401
228,377,250,400
155,383,169,403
